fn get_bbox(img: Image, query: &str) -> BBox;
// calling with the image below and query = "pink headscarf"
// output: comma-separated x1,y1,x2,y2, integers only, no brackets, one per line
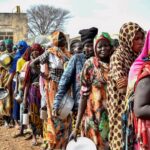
128,30,150,85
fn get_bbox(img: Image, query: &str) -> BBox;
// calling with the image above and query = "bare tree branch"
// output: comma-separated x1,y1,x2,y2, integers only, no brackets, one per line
27,5,71,37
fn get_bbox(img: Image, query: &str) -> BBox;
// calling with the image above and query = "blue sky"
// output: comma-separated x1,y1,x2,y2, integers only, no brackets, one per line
0,0,150,38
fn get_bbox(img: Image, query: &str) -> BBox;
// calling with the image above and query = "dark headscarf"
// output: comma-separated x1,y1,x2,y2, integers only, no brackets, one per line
79,27,98,46
22,47,31,61
70,39,81,48
31,43,44,55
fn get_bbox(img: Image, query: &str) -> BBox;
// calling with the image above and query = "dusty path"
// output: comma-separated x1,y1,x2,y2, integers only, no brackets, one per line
0,122,41,150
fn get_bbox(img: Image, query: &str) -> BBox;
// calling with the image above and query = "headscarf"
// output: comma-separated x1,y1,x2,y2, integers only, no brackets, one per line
31,43,44,55
9,40,28,73
4,39,13,46
79,27,98,46
70,39,81,48
114,22,144,90
22,47,31,61
119,22,144,50
4,39,13,53
51,31,65,47
94,32,112,67
128,30,150,86
95,32,112,55
48,31,71,60
17,40,28,56
23,43,44,88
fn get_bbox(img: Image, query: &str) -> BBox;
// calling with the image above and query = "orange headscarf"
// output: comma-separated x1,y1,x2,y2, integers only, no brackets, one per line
48,31,71,61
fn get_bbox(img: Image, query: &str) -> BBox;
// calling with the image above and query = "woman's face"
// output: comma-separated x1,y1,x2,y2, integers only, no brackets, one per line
71,42,83,54
84,42,94,58
0,42,6,52
132,31,145,53
31,51,40,70
58,33,67,47
96,40,112,59
6,44,13,52
30,51,40,60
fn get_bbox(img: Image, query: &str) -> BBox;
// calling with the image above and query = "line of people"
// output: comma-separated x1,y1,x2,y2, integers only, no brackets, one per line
0,21,150,150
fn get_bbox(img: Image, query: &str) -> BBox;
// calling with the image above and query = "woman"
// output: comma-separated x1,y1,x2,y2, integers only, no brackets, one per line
107,22,145,150
69,32,112,150
13,47,31,137
31,31,71,150
0,40,11,127
10,41,28,128
4,39,14,55
53,27,98,134
70,39,83,55
23,43,44,145
124,30,150,150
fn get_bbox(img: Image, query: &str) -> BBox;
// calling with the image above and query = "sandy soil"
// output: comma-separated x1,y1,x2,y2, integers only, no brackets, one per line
0,118,41,150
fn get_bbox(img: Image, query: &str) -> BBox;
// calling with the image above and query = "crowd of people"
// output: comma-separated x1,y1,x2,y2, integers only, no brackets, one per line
0,21,150,150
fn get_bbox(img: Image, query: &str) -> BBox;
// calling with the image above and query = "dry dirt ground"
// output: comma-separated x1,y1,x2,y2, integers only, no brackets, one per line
0,118,41,150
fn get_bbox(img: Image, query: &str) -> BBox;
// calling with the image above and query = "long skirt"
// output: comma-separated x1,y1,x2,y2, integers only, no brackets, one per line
44,80,71,149
28,84,43,135
0,68,12,116
12,81,20,121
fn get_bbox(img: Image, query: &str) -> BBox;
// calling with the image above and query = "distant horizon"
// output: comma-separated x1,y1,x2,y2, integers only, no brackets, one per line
0,0,149,38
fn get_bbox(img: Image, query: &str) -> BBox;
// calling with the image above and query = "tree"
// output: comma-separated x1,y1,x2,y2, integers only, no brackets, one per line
27,5,71,37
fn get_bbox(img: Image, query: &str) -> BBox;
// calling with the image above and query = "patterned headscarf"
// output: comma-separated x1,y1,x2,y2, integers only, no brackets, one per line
95,32,112,58
48,31,71,60
51,31,66,47
119,22,144,50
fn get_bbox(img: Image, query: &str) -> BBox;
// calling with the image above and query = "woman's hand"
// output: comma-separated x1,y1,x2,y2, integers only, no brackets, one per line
68,129,78,142
4,82,10,89
14,90,18,98
23,98,27,109
52,108,59,117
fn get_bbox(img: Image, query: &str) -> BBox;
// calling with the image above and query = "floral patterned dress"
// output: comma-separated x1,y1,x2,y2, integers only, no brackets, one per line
80,57,109,149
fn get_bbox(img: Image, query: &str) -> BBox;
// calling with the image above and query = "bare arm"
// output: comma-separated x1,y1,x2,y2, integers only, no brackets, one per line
23,82,30,108
4,72,15,89
134,77,150,119
75,95,88,129
30,57,40,68
14,72,19,95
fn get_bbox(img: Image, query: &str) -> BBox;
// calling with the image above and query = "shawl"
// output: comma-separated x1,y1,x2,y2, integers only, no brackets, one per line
115,22,144,88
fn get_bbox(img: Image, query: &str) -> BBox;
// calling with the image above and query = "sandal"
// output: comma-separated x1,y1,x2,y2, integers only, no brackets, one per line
13,133,24,138
25,134,32,140
40,143,48,150
31,141,38,146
